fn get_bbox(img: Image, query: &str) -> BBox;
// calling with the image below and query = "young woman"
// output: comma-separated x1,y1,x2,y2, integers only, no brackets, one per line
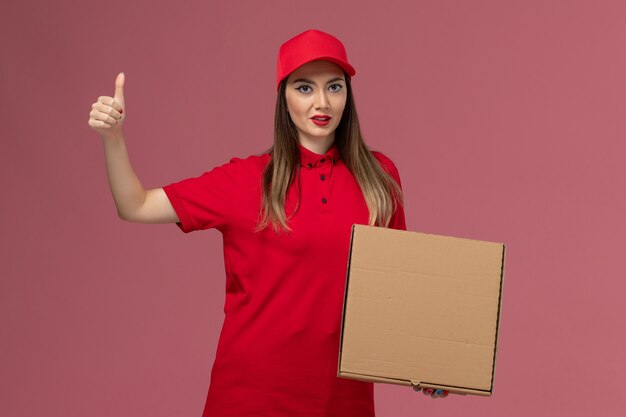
88,29,448,417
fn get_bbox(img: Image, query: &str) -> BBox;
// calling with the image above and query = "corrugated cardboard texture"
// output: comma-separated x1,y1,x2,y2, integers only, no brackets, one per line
338,225,505,396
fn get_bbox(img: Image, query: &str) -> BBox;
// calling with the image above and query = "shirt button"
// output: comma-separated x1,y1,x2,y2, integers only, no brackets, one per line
320,174,326,181
322,198,327,204
307,163,312,169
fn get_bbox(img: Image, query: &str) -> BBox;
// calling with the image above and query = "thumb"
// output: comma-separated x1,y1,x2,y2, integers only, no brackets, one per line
114,72,125,108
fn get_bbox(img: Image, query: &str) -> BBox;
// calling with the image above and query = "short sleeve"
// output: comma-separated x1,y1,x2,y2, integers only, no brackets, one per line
162,156,254,233
372,151,407,231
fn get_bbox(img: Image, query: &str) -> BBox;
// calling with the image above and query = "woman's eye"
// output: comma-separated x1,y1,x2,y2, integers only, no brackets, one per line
329,83,343,92
296,85,312,93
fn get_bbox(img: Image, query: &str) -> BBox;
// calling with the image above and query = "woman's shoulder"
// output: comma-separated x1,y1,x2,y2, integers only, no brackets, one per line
370,149,401,179
180,151,270,185
226,151,271,172
205,150,271,178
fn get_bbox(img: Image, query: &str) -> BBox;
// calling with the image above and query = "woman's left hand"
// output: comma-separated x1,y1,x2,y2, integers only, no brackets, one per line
413,387,450,398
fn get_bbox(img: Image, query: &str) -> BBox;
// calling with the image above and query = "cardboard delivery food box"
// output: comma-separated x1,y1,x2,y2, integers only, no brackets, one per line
338,225,505,396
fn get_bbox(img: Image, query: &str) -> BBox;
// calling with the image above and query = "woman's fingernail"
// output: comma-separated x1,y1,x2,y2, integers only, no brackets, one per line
425,388,434,394
443,391,449,397
435,389,443,396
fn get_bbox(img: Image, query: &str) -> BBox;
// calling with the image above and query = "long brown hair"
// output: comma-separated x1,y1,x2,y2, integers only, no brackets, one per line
255,73,403,234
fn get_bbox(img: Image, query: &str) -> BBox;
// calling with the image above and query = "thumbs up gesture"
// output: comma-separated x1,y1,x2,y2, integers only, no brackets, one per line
88,72,126,138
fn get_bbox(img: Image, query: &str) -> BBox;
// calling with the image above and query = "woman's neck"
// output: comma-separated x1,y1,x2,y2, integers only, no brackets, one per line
298,136,335,155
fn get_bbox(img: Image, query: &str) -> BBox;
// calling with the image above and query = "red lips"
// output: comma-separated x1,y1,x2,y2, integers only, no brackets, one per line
311,114,331,126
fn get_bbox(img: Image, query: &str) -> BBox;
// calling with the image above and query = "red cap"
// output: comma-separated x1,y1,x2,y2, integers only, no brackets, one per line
276,29,356,91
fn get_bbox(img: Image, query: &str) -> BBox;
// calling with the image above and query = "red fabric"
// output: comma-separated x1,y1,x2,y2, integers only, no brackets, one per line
162,142,406,417
276,29,356,90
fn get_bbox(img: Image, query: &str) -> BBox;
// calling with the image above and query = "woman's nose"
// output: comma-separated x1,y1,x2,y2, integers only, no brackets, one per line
314,90,329,110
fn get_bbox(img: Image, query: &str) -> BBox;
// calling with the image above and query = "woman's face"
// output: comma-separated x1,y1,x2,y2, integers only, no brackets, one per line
285,60,347,150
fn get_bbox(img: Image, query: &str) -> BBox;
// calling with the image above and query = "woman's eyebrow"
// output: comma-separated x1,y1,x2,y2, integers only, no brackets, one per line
292,77,345,85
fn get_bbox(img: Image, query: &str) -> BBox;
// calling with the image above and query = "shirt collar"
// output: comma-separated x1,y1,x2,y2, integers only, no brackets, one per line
297,142,341,168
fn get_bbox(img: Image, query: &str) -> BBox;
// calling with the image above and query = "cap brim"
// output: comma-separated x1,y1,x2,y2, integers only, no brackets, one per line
277,57,356,90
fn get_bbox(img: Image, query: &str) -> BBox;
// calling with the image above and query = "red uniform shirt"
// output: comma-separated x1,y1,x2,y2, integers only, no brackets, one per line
162,142,406,417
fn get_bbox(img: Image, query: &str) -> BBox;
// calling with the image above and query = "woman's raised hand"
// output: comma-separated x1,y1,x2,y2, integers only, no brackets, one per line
88,72,126,138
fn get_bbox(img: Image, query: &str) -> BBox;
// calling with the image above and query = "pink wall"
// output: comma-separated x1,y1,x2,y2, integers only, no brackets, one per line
2,0,625,416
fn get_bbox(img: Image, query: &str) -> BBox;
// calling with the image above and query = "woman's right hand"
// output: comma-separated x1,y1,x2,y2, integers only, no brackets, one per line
88,72,126,138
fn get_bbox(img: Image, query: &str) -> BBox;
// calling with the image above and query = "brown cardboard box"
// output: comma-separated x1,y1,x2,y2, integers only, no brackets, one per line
338,225,505,396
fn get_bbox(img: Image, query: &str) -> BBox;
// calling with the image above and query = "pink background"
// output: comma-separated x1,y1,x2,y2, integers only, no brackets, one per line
2,0,625,416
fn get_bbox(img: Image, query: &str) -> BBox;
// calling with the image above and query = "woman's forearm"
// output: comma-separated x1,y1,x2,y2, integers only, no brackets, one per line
100,133,147,221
